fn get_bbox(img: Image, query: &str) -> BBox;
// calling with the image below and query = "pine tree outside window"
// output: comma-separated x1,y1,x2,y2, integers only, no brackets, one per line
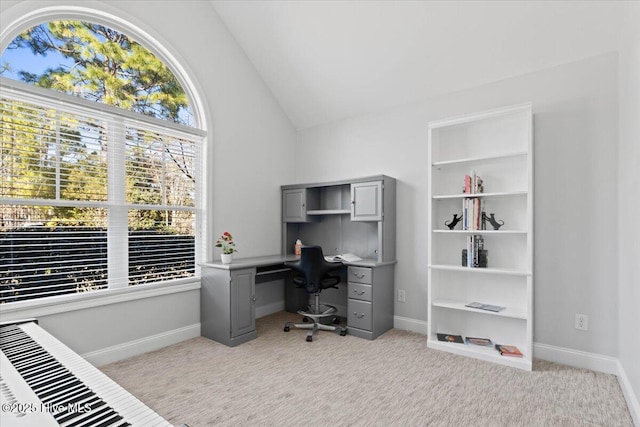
0,20,205,304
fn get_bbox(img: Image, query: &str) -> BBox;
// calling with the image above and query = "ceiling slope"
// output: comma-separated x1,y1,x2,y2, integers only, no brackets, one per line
212,1,624,130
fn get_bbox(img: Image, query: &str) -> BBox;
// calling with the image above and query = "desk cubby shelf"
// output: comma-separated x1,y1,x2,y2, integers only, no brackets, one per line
427,103,533,371
306,209,351,215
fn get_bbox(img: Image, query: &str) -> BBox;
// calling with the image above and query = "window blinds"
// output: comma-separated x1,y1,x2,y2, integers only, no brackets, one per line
1,78,204,304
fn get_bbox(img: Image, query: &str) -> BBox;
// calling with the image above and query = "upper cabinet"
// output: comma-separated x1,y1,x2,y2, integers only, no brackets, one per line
351,181,383,221
282,188,316,223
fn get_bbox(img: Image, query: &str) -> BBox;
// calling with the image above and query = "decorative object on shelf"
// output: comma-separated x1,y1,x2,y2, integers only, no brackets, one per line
444,213,463,230
216,231,237,264
482,212,504,230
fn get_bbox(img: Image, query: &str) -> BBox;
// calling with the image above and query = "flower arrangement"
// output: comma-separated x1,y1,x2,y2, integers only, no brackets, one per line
216,231,238,254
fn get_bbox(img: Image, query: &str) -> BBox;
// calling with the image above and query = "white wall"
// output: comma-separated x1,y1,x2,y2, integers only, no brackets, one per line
618,1,640,420
296,53,620,357
0,0,296,359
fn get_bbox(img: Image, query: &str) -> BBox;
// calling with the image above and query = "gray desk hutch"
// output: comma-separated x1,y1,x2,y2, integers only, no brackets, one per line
201,175,396,346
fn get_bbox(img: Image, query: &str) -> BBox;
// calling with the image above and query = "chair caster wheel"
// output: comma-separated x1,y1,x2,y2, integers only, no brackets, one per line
332,317,340,325
284,326,290,332
302,317,309,323
306,335,312,342
340,329,347,336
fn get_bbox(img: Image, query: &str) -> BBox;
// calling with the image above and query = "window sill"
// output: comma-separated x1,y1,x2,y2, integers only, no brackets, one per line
0,278,201,321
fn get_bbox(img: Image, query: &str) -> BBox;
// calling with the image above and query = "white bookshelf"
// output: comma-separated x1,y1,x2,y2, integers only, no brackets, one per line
427,103,533,371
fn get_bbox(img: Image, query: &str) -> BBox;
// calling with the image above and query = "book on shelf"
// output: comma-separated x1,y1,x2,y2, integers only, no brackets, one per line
495,344,523,357
436,333,464,344
324,253,363,263
465,336,493,347
463,171,484,195
462,235,486,268
465,301,505,312
462,197,482,231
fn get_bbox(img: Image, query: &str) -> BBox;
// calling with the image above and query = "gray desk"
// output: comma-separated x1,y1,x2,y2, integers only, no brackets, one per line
201,255,396,346
201,175,397,346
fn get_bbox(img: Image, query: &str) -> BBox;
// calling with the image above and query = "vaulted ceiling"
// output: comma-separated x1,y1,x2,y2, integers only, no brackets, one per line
211,1,625,130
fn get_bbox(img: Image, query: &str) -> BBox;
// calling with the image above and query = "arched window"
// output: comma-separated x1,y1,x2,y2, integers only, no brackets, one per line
1,15,207,304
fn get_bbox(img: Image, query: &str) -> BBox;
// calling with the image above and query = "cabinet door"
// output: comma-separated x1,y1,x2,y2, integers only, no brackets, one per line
351,181,382,221
282,189,307,222
230,269,255,338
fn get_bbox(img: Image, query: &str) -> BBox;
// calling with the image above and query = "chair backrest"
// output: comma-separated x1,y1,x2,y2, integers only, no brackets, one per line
288,245,340,294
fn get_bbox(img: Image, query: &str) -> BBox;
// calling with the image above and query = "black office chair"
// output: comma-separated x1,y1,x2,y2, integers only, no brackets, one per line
283,245,347,341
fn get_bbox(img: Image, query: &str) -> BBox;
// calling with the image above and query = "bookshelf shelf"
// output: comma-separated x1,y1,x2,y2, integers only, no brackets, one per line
428,264,531,276
432,230,527,235
432,298,527,319
432,151,528,168
427,336,531,370
432,191,527,200
427,103,533,371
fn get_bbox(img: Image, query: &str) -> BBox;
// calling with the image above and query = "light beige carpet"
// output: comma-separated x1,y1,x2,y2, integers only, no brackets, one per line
101,311,633,426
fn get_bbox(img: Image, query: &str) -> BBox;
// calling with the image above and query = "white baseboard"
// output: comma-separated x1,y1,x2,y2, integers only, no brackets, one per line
393,315,428,335
82,323,201,367
617,360,640,427
533,342,619,374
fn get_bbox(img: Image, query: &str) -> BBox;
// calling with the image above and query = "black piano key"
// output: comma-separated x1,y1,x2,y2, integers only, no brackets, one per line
47,384,88,406
20,359,59,376
28,366,68,386
33,374,79,394
40,378,84,399
67,405,114,427
56,398,106,424
53,396,97,420
91,413,126,427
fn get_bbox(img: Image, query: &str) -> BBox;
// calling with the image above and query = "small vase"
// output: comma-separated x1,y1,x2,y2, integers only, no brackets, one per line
220,253,233,264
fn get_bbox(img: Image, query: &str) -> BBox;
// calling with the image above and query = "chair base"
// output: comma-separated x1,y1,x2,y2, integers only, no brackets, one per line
284,303,347,341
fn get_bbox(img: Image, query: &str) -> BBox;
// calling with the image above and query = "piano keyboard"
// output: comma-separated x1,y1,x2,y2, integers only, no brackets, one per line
0,321,173,427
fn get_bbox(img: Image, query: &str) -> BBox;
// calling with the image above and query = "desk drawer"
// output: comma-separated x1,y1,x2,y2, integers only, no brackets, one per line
348,266,372,284
348,283,372,301
348,299,372,331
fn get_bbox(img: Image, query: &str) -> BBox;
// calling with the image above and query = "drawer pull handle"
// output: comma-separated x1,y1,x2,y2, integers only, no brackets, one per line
353,273,365,279
353,289,365,295
353,312,365,319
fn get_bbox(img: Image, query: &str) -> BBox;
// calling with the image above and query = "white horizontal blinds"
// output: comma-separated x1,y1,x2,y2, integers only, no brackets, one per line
124,127,196,207
0,205,108,303
128,210,196,285
125,127,198,285
0,98,108,203
0,78,203,303
1,99,57,199
58,114,108,201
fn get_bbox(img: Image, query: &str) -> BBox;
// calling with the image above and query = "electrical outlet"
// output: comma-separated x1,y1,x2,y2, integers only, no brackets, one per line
398,289,406,303
575,314,588,331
